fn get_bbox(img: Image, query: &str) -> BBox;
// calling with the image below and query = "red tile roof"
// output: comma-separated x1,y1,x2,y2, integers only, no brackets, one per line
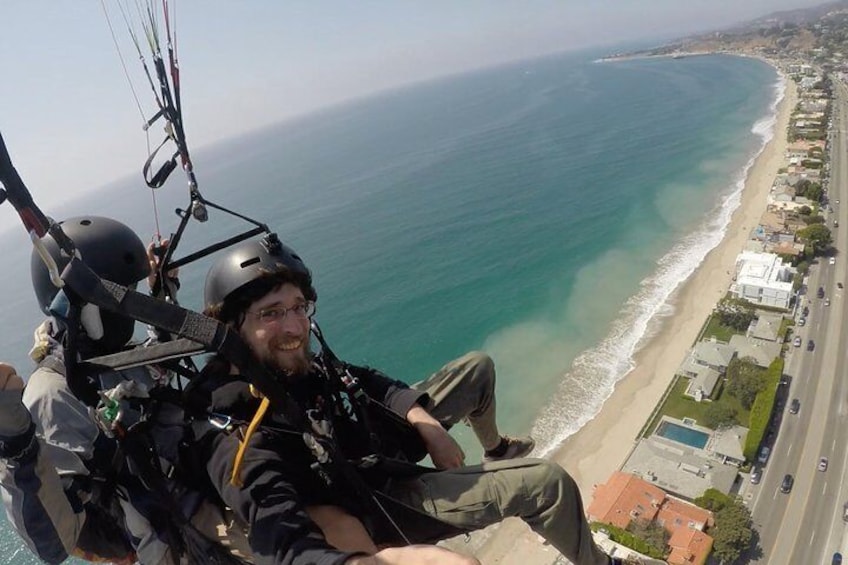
589,472,715,565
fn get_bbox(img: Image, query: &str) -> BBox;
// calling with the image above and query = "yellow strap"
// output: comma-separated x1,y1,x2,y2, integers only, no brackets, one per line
230,396,270,487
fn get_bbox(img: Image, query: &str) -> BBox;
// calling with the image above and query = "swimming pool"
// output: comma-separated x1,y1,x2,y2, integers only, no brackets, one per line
655,421,710,449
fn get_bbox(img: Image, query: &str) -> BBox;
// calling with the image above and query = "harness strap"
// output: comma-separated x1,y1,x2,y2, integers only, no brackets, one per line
230,392,270,487
77,339,206,373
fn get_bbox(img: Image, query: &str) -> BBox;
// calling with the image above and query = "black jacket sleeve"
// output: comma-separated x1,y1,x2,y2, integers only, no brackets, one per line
349,366,429,418
205,429,361,565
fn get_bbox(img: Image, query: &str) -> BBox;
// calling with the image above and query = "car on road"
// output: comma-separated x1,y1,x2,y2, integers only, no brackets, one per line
793,336,802,347
780,474,794,493
834,552,843,565
798,316,806,326
750,467,762,484
843,502,848,523
826,297,831,306
831,256,837,265
840,282,845,289
790,398,800,414
819,457,829,472
807,339,815,352
803,305,810,316
819,286,826,298
758,446,771,464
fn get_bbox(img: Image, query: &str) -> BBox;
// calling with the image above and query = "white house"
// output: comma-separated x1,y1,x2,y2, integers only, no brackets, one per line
732,251,795,310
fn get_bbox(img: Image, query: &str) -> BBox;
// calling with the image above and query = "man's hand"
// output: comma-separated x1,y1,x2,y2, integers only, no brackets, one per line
0,363,30,439
406,405,465,469
0,364,23,391
147,239,179,291
346,545,481,565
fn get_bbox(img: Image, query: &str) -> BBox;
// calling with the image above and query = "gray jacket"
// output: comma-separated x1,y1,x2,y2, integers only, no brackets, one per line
0,361,251,564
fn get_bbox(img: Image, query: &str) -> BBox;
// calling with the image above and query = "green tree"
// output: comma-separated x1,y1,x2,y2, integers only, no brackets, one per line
626,519,669,554
797,205,812,216
716,299,756,331
803,214,825,225
694,488,733,513
795,179,812,197
726,357,767,409
703,402,738,429
806,182,824,202
797,223,832,255
712,500,754,563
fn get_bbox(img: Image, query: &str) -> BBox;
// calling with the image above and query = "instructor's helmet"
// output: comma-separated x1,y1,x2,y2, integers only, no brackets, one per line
204,233,316,326
31,216,150,351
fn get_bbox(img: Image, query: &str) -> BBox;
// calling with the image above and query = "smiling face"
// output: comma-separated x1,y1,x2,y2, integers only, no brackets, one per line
238,282,313,378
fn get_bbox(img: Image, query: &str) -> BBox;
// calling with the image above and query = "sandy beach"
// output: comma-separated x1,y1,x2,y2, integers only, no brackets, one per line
471,67,799,564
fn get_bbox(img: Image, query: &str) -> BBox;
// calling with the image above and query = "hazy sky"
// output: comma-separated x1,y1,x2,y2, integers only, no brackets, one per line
0,0,828,218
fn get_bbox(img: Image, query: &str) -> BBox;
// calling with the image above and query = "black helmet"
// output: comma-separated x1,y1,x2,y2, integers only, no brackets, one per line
204,233,316,317
31,216,150,350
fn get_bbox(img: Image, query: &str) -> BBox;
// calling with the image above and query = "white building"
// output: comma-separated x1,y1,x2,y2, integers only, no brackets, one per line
732,251,795,310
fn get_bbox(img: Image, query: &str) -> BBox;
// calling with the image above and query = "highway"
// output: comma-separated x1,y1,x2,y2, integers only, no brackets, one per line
747,79,848,565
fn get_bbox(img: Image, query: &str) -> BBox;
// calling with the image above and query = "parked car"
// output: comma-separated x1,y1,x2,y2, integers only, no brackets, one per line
780,474,794,493
798,317,806,326
758,446,771,464
819,457,829,472
834,552,843,565
803,305,810,316
790,398,800,414
842,502,848,523
793,336,802,347
750,467,762,485
819,286,826,298
807,339,815,352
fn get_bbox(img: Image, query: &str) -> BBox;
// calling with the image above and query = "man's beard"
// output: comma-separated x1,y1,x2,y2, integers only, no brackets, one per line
262,335,313,379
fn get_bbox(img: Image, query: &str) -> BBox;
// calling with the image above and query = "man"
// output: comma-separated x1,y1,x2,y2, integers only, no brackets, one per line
193,234,625,565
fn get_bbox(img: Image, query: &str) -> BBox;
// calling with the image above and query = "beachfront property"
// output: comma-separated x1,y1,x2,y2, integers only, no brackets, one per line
730,251,795,310
588,471,714,565
621,415,746,496
745,312,783,342
728,335,782,368
677,338,735,400
621,435,740,501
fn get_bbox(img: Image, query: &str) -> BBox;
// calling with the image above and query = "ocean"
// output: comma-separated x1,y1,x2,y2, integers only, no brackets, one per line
0,48,779,562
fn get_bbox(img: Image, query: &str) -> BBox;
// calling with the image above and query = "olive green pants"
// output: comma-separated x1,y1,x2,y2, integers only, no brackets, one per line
383,458,610,565
412,351,502,451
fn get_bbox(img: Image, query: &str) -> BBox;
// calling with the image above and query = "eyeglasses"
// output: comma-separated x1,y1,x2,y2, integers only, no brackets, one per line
248,301,316,324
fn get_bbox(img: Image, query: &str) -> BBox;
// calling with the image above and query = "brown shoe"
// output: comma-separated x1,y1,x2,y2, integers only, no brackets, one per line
483,436,535,461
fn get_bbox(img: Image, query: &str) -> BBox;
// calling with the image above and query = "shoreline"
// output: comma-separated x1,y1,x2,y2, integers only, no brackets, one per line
473,62,798,562
554,68,796,501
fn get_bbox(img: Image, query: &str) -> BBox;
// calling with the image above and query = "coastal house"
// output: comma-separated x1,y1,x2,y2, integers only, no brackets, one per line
709,425,748,466
729,336,782,368
620,435,739,501
731,251,795,310
765,239,804,257
766,186,795,209
745,312,783,342
687,338,736,374
588,472,715,565
678,359,721,401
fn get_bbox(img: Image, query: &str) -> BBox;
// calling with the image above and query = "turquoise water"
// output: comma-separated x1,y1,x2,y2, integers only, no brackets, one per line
656,421,710,449
0,48,778,562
